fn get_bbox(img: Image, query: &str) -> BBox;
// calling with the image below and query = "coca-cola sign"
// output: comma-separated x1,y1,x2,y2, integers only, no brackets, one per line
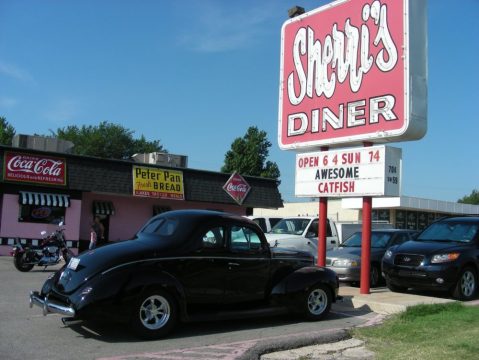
223,172,251,205
4,152,66,186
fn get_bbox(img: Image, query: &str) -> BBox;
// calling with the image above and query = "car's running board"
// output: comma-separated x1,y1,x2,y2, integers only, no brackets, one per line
186,306,289,322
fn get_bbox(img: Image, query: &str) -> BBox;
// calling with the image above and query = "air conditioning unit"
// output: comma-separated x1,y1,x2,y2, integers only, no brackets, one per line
131,152,188,168
12,134,74,154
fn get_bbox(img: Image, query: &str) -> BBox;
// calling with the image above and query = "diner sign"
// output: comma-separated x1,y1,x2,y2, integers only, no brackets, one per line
295,145,401,197
278,0,427,149
3,151,67,186
133,165,184,200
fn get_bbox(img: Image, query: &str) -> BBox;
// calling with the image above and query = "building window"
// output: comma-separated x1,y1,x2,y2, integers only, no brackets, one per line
19,204,65,224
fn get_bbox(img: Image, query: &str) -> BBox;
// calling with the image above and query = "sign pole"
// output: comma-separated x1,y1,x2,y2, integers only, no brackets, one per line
360,142,373,294
317,146,329,267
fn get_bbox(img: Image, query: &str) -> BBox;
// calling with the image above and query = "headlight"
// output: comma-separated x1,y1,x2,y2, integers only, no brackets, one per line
333,259,359,267
384,250,393,259
431,253,460,263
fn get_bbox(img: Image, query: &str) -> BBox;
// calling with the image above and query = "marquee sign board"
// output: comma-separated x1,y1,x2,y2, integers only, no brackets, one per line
278,0,427,150
295,145,401,197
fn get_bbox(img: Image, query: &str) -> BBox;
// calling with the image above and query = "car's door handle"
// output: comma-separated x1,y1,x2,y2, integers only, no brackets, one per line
228,262,240,266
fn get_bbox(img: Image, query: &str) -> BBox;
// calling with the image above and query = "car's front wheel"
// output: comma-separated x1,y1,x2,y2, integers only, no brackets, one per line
130,288,178,339
452,267,477,301
301,285,332,321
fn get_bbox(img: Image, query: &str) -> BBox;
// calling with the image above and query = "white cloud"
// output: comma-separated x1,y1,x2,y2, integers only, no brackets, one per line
0,61,35,84
177,2,276,52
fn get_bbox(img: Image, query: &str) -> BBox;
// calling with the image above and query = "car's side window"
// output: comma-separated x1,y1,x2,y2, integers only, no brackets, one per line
230,226,262,252
201,227,224,249
307,220,318,238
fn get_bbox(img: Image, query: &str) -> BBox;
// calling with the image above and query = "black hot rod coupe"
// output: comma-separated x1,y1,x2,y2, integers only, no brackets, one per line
30,210,339,339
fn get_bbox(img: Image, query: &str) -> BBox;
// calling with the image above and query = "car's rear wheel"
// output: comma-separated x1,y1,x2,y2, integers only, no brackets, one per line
386,279,407,293
130,288,178,339
302,284,332,321
452,267,477,301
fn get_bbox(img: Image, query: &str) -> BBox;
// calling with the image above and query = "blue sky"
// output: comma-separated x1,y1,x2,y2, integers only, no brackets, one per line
1,0,478,203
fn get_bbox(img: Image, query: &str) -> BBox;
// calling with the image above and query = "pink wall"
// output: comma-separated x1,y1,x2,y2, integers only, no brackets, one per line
80,192,247,242
0,194,81,240
1,191,247,255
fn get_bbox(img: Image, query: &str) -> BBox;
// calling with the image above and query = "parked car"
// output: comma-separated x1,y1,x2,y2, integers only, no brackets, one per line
326,229,418,287
29,210,339,339
382,216,479,300
265,217,339,259
246,215,283,233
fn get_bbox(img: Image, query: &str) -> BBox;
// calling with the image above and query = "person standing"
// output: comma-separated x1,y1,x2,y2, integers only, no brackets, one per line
89,225,97,250
92,216,105,246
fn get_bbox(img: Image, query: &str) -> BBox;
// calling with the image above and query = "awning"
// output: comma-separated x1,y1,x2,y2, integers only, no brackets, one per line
19,191,70,207
93,201,115,215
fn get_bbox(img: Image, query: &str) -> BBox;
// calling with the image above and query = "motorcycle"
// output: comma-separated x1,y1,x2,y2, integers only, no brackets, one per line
12,222,74,272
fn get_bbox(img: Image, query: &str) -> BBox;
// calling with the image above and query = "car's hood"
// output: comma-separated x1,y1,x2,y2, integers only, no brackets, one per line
327,246,388,262
393,239,471,255
55,239,167,293
265,233,305,244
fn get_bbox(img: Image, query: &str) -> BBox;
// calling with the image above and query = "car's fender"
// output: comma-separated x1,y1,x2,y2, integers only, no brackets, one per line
72,265,188,321
271,266,338,303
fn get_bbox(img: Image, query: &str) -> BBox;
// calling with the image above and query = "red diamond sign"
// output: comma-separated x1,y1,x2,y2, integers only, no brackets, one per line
223,172,251,205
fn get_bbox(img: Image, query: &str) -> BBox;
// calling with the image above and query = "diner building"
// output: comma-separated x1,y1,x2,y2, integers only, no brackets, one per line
254,197,479,230
0,138,283,255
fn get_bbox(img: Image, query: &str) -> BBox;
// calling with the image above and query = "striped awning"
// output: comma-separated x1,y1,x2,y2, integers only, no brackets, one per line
93,201,115,215
19,191,70,208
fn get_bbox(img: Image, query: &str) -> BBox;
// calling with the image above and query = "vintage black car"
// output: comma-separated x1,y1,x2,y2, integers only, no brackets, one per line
30,210,339,339
382,216,479,300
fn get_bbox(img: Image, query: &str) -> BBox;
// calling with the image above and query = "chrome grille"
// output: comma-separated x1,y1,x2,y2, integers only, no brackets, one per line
394,254,424,267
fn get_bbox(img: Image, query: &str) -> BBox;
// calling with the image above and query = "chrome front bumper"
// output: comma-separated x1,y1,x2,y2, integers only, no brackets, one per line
29,291,76,317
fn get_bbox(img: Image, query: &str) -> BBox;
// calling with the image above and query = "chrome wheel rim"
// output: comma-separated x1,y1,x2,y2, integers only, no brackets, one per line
307,288,328,315
461,271,476,297
139,295,170,330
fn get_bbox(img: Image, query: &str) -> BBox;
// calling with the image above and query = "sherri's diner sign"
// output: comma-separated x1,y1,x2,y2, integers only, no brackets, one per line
3,151,67,186
278,0,427,149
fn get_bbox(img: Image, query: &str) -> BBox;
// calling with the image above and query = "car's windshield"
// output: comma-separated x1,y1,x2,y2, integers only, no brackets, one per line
417,221,478,243
342,232,393,248
271,218,311,235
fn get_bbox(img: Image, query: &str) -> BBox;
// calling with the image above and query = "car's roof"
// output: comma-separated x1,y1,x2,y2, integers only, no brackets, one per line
437,216,479,223
158,209,252,223
351,229,416,234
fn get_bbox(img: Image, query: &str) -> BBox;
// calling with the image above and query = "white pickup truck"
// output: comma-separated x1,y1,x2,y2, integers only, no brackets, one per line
265,216,339,259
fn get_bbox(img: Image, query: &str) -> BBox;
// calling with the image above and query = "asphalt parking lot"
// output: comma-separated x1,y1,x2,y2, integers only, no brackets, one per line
0,256,377,360
2,255,475,360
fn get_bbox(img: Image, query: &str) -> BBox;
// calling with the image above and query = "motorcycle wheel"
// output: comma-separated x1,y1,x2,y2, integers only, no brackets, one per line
14,253,34,272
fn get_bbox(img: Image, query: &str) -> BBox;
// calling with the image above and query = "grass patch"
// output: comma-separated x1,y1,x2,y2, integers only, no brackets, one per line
352,302,479,360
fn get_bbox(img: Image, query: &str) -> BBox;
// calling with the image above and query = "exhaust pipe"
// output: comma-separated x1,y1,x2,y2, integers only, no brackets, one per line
61,317,83,326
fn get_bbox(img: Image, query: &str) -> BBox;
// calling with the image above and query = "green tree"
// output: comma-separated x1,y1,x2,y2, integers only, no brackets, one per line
458,189,479,205
0,116,16,145
221,126,280,181
55,121,166,159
